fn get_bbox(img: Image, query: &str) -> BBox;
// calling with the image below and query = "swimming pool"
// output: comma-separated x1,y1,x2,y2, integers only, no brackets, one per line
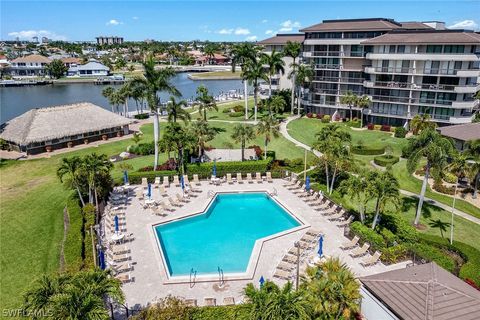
154,192,301,277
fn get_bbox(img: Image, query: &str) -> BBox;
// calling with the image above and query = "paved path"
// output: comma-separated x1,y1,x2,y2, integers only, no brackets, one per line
279,116,480,225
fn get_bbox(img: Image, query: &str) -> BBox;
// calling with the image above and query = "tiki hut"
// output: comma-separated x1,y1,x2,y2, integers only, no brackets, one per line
0,102,132,154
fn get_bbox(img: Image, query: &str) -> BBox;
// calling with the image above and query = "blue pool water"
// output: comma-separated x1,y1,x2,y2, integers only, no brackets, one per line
154,192,300,276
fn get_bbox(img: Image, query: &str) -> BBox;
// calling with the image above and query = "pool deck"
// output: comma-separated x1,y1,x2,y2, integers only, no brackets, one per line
111,179,411,309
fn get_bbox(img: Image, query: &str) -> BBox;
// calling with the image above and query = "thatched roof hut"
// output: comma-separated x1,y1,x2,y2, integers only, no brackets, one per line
0,102,132,154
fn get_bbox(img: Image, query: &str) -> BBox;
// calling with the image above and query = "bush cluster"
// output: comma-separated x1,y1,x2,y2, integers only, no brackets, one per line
373,155,400,167
228,111,244,117
129,142,155,155
433,181,456,195
350,222,386,251
443,172,457,184
351,145,385,155
380,125,391,132
394,126,407,138
322,115,331,123
134,113,149,120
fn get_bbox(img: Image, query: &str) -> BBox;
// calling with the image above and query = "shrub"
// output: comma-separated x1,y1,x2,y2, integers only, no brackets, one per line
443,172,457,184
350,221,386,251
379,228,397,246
367,123,374,130
374,124,382,130
374,155,400,167
233,105,243,112
316,113,323,119
408,242,456,272
306,112,313,118
129,142,155,155
394,126,407,138
228,111,244,117
381,244,408,264
380,125,391,132
312,113,317,118
222,108,230,113
134,113,149,120
381,213,417,243
433,181,455,195
322,115,331,123
390,126,396,132
351,145,385,155
186,158,273,178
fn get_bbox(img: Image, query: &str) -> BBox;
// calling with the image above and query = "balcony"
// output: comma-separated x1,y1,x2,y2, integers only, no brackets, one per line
363,80,374,88
364,66,415,74
449,114,475,124
366,52,480,62
454,83,480,93
451,100,480,109
456,69,480,77
315,64,341,70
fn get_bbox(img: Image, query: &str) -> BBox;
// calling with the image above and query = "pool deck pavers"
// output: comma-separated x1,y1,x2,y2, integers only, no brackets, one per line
114,179,411,309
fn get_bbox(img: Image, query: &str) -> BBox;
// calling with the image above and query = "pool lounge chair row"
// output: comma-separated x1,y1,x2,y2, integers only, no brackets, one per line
340,238,382,267
141,174,203,190
184,297,235,307
223,172,274,184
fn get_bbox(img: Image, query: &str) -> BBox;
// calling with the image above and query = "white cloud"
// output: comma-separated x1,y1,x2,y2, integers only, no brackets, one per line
246,35,257,41
106,19,122,26
265,30,274,35
132,16,139,20
278,20,301,32
261,19,268,23
217,28,233,35
234,28,250,35
448,19,478,30
8,30,67,41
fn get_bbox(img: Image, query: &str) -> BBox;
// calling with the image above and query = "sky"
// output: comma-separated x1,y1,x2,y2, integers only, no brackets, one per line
1,0,479,42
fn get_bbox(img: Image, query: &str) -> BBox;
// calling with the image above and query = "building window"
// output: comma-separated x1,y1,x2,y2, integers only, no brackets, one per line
444,45,464,53
426,45,442,53
397,45,405,53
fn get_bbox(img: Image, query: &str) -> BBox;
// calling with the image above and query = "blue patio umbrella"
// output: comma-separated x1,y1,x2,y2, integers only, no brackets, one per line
123,170,129,185
147,183,152,199
114,215,119,233
212,160,217,177
318,235,324,257
98,249,106,270
259,276,265,288
180,175,185,191
305,176,311,191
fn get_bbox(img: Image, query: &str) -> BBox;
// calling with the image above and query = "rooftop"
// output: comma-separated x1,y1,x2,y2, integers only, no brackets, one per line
360,262,480,320
300,18,403,32
11,54,51,64
257,34,305,45
0,102,132,145
362,30,480,44
437,123,480,142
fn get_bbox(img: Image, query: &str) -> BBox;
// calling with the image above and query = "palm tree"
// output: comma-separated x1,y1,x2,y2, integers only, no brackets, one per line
410,113,437,135
242,281,279,320
231,43,259,119
101,87,116,113
242,58,269,122
340,91,357,122
263,281,311,320
82,153,113,219
406,128,454,226
290,63,313,116
261,49,285,98
166,96,190,124
284,41,302,114
367,170,400,229
301,257,360,320
118,81,133,117
465,139,480,198
132,54,180,170
312,124,352,194
190,120,216,158
194,85,217,121
231,124,256,161
428,219,451,239
257,116,280,159
57,156,86,207
265,95,286,116
23,269,124,320
338,171,372,223
356,95,371,128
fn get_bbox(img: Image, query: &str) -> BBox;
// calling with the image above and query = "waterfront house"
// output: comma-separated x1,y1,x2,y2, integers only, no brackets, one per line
61,57,83,68
67,59,109,77
437,122,480,150
8,54,51,77
0,102,132,154
360,262,480,320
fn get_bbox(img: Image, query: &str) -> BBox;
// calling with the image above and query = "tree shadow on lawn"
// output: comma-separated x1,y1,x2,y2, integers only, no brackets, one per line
401,196,445,221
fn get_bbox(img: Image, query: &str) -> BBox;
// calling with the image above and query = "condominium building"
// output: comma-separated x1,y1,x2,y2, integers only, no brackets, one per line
260,18,480,126
258,34,304,97
95,36,124,45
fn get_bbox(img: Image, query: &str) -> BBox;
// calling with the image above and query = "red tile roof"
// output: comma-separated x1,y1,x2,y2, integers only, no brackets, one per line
300,18,402,32
362,30,480,44
11,54,51,64
258,34,304,45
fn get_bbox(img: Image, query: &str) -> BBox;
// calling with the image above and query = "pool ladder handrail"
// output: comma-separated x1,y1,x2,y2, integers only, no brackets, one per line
208,190,215,198
217,266,225,287
190,268,197,288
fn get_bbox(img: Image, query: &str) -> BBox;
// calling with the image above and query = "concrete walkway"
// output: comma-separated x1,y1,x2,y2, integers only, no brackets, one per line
279,116,480,225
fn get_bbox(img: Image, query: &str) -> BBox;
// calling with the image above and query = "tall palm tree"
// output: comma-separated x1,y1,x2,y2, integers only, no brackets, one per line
257,116,280,159
242,281,279,320
284,41,302,114
118,81,133,117
23,269,124,320
261,49,285,98
231,124,256,161
190,120,216,158
367,170,400,229
465,139,480,198
410,113,437,135
265,95,286,116
57,156,86,207
301,257,360,320
166,96,190,124
263,281,311,320
82,153,113,219
101,87,116,113
132,54,180,170
338,170,372,223
290,63,313,116
242,58,269,122
231,43,259,120
194,85,217,121
356,95,371,127
340,91,357,122
406,128,454,226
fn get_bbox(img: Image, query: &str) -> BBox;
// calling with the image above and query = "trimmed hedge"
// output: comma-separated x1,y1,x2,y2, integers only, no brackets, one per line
129,142,155,155
350,221,386,250
408,242,456,272
351,145,385,155
228,111,244,117
134,113,149,120
64,197,83,272
381,213,418,243
394,126,407,138
373,155,399,167
190,306,245,320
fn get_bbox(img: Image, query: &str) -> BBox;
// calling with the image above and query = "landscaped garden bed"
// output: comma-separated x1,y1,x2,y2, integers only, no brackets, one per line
374,154,400,167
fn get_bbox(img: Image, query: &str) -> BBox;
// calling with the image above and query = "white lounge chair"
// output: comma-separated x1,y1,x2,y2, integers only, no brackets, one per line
223,297,235,306
154,177,161,188
350,243,370,258
159,185,167,197
168,196,182,207
115,273,134,283
286,181,302,190
277,261,295,271
183,175,190,186
236,173,243,183
176,193,190,203
226,173,234,184
340,235,359,250
141,178,148,189
246,173,253,183
255,172,262,183
173,175,180,187
337,216,353,228
283,178,297,187
273,269,292,280
163,176,170,188
159,201,175,212
193,174,201,186
204,298,216,306
361,251,382,267
266,171,273,183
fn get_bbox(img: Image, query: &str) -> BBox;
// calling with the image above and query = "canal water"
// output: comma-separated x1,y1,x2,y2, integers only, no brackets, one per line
0,72,245,123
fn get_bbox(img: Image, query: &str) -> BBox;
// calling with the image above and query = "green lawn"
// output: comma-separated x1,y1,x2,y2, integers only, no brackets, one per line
189,70,242,79
287,118,480,219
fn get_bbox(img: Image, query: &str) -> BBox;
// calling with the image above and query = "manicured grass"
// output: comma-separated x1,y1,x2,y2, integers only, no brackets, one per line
189,70,242,79
288,118,480,219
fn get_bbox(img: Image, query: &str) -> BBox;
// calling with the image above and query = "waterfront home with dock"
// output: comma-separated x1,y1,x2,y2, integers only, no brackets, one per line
0,102,132,154
8,54,51,77
67,59,110,77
